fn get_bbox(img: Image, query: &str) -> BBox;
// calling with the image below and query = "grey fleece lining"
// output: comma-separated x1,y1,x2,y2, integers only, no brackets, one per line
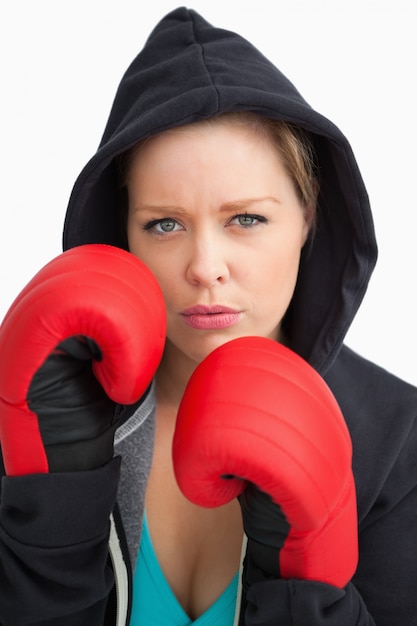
114,381,156,568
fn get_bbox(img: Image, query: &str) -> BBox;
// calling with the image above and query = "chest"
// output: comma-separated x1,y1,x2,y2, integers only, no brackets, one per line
145,404,244,620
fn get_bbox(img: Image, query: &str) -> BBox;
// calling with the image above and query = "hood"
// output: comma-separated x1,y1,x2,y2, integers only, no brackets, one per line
63,6,377,374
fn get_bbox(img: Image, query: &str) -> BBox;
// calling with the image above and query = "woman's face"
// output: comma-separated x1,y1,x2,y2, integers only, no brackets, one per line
127,121,309,368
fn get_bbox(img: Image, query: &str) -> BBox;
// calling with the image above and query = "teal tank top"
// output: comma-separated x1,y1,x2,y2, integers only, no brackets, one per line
130,514,239,625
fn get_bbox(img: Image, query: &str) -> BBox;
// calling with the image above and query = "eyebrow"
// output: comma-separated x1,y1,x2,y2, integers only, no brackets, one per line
219,196,281,212
132,196,281,214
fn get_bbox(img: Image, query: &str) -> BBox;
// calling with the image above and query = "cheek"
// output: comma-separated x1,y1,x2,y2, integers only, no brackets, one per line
140,256,182,308
257,235,302,279
254,240,303,308
127,243,171,304
127,224,169,281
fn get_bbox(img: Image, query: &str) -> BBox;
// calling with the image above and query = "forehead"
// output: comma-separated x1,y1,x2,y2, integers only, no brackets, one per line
127,117,282,179
126,121,302,215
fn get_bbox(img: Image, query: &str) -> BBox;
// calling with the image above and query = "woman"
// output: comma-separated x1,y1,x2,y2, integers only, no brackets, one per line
0,7,416,625
121,113,316,624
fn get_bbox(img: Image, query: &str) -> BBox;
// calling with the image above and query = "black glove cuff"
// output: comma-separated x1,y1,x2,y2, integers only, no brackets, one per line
243,537,281,589
45,422,117,472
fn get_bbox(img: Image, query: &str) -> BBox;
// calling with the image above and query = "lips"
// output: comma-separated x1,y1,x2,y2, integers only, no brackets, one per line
181,305,241,330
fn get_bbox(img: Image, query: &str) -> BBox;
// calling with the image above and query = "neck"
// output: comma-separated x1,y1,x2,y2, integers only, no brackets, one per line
155,340,198,409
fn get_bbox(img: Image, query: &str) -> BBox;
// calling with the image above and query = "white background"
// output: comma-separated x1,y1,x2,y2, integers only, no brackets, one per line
1,0,416,385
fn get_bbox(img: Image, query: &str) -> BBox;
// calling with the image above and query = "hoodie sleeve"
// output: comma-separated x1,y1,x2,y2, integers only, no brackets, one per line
239,349,417,625
241,458,417,625
242,579,374,625
240,480,415,625
0,456,121,625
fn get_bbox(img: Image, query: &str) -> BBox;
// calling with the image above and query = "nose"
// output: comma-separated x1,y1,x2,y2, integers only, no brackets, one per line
185,235,230,288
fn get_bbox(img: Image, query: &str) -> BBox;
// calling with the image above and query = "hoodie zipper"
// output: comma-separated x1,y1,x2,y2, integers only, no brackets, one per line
109,512,129,626
233,535,247,626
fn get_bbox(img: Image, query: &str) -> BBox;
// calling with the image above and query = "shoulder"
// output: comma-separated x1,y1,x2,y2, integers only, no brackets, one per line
325,345,417,521
325,344,417,419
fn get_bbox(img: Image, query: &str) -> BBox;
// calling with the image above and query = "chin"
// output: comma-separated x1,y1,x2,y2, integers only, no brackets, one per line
169,325,281,368
185,331,256,364
174,333,234,366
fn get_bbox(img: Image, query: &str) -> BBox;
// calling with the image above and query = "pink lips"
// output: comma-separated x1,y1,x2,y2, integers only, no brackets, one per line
181,305,241,330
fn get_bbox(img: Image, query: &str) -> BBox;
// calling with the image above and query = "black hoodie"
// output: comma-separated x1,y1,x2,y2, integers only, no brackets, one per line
1,7,416,626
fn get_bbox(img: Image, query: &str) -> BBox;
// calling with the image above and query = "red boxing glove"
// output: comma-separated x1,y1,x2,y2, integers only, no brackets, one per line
173,336,358,589
0,244,166,475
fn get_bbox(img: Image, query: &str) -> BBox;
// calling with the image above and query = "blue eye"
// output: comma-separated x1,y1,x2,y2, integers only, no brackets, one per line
238,215,256,226
231,214,267,227
143,218,180,233
158,219,177,232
